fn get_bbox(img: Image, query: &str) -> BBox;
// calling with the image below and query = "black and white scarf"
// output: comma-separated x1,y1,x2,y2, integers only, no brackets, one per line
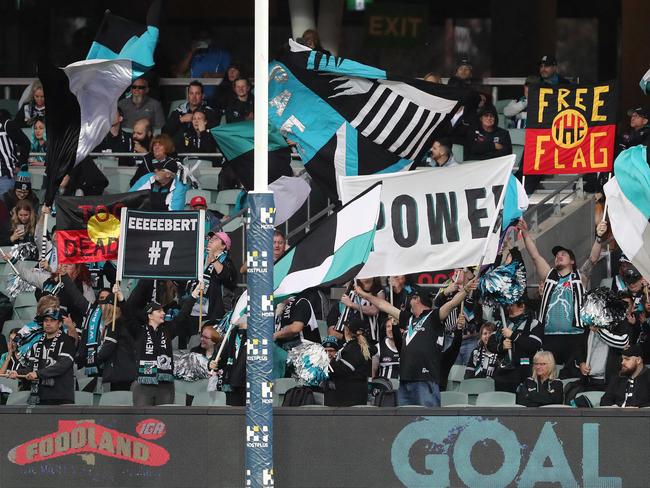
83,305,104,376
28,330,62,405
137,325,174,385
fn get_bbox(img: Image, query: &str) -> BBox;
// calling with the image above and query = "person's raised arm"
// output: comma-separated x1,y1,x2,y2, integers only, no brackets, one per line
439,280,476,321
354,285,400,320
580,221,609,287
517,219,551,278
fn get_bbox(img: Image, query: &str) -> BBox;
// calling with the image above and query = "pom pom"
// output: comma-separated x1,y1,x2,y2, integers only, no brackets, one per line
286,341,329,386
580,287,628,331
173,352,210,381
478,259,527,306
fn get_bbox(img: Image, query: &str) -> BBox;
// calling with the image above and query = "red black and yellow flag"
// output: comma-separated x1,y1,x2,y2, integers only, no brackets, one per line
55,191,149,264
523,82,617,175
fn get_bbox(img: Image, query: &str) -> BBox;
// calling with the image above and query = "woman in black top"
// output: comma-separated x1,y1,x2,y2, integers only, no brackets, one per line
464,322,499,379
9,199,37,246
191,324,223,361
325,318,373,407
516,350,564,407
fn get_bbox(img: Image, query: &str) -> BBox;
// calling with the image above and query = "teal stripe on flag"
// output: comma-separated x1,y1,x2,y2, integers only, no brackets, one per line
321,229,375,283
502,174,523,230
211,120,288,161
273,248,295,290
614,145,650,219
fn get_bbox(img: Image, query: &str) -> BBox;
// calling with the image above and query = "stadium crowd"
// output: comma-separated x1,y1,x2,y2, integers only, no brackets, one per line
0,30,647,410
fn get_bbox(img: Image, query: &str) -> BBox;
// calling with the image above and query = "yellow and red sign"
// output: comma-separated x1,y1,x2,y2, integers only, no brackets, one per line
524,82,617,175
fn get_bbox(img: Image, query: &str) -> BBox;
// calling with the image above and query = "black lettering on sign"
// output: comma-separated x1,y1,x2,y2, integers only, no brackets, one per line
391,195,418,248
426,192,459,244
491,184,504,233
465,188,489,238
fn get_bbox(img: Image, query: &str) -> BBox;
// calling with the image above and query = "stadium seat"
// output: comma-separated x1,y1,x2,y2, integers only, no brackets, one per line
98,390,133,406
316,320,328,340
475,391,516,406
186,189,213,207
575,390,605,407
495,99,514,113
275,377,298,396
177,378,209,397
508,128,525,146
13,306,37,320
192,391,226,406
389,378,399,390
187,334,201,350
14,292,37,308
441,391,469,407
3,319,25,338
21,128,31,139
74,391,94,405
0,377,18,392
452,144,464,162
458,378,495,404
446,364,466,391
76,377,95,392
0,99,19,117
512,145,524,170
6,391,31,405
498,113,507,129
167,99,185,117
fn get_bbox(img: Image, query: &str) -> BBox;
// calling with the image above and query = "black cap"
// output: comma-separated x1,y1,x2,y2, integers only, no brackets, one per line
456,57,472,68
622,344,644,358
155,158,178,174
407,284,433,307
145,301,163,314
347,318,366,335
552,245,576,264
627,107,649,119
478,104,498,118
622,266,642,285
539,55,557,66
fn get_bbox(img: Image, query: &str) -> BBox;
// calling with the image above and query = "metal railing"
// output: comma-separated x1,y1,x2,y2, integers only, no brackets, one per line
522,175,585,232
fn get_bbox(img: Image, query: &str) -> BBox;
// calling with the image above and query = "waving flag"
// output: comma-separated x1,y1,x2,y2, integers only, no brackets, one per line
210,120,293,190
40,2,160,205
269,39,465,197
604,145,650,280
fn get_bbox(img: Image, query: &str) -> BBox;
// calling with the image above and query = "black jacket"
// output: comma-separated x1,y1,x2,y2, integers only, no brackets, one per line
573,322,631,386
218,327,247,389
465,125,512,161
516,377,564,406
601,367,650,407
325,338,371,407
162,101,220,139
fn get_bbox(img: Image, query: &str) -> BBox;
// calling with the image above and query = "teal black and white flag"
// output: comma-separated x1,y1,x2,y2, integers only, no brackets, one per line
603,145,650,280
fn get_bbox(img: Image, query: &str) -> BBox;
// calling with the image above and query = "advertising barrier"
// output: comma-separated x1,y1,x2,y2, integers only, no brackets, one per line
0,407,648,487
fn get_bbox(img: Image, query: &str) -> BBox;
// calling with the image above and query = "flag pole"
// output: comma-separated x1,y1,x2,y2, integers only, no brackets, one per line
112,281,119,331
246,0,274,486
198,287,203,333
41,213,49,261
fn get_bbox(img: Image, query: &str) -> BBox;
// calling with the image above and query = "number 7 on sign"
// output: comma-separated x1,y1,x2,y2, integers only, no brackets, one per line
147,240,174,266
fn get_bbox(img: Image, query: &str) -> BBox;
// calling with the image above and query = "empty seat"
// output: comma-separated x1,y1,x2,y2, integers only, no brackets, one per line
6,391,31,405
495,99,515,113
74,391,94,405
191,391,227,406
98,390,133,406
575,390,604,407
446,364,466,392
475,391,516,406
508,128,526,146
458,378,495,405
441,391,469,407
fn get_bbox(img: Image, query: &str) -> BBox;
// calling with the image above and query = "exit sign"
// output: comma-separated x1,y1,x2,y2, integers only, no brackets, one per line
365,3,428,47
347,0,372,11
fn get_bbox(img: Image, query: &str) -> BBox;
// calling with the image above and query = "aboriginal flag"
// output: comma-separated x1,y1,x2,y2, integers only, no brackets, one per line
523,82,618,175
55,191,149,264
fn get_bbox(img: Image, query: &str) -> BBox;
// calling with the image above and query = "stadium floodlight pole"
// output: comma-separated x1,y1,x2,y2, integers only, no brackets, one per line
246,0,275,487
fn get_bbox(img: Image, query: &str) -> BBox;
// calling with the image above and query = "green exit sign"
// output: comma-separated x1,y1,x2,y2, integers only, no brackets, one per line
347,0,372,11
365,3,428,47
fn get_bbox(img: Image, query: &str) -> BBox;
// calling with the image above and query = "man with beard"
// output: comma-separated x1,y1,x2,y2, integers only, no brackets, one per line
127,118,155,182
162,80,219,138
517,219,609,365
600,345,650,407
118,77,165,130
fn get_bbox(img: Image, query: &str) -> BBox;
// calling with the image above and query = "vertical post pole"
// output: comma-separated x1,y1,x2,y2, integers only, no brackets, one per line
247,1,275,487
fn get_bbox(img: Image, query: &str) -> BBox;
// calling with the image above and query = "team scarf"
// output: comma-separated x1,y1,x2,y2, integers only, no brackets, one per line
14,321,44,366
83,304,104,376
28,329,63,405
137,324,173,385
189,250,228,314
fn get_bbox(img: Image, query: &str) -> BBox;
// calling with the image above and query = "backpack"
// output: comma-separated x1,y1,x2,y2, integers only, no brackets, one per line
369,377,398,407
282,386,316,406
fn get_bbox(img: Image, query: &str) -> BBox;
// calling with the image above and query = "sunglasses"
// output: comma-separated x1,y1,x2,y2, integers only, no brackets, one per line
131,85,147,90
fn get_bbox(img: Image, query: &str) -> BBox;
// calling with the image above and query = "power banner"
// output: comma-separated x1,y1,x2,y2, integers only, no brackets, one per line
338,155,515,278
117,209,205,280
55,191,149,264
524,82,618,175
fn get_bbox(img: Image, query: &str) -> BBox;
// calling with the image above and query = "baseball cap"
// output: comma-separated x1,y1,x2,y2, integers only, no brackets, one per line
626,107,649,119
456,57,472,69
622,265,642,285
145,301,163,314
539,55,557,66
321,336,340,350
155,158,178,174
347,318,366,335
622,344,644,358
190,195,207,208
40,307,61,320
552,245,576,265
207,229,231,250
